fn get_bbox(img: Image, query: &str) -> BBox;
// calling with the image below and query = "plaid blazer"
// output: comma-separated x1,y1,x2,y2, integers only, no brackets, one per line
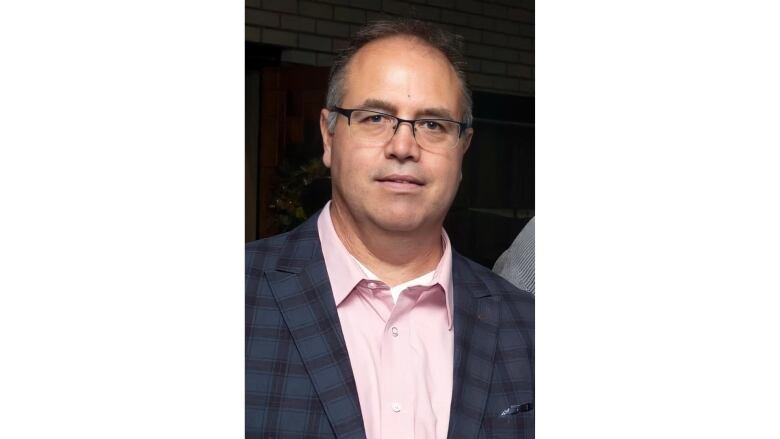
246,214,534,438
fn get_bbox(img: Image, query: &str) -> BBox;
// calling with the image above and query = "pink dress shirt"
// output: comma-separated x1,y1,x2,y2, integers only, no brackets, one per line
317,202,455,439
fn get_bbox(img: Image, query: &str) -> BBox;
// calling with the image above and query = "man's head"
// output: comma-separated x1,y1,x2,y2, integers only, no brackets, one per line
320,19,474,235
325,19,473,133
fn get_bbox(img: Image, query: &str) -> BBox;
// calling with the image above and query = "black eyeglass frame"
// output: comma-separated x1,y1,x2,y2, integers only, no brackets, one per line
331,107,469,140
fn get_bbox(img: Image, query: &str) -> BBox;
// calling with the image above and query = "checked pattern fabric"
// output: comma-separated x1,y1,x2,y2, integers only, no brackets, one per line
246,214,534,438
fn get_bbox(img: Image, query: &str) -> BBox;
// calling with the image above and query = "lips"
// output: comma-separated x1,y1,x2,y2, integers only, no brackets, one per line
376,174,424,186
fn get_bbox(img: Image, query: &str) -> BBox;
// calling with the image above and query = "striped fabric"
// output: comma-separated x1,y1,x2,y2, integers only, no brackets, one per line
246,213,534,438
493,217,535,295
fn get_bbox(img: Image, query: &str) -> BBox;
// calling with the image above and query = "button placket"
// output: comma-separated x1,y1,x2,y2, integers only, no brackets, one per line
380,310,413,436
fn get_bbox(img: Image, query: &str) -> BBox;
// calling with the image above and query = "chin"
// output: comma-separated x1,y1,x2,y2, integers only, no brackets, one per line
369,210,429,233
377,221,422,233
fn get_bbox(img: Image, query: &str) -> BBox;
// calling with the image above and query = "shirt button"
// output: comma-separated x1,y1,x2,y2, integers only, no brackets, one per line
367,282,377,289
391,326,399,337
392,402,401,413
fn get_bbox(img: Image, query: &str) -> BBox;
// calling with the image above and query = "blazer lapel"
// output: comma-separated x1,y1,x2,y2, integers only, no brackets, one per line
447,252,502,439
266,216,366,439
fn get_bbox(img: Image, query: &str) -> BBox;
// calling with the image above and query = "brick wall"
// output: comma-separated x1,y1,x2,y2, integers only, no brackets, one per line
246,0,534,96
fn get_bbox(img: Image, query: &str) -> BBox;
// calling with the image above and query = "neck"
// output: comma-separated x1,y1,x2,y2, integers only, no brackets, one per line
329,202,443,287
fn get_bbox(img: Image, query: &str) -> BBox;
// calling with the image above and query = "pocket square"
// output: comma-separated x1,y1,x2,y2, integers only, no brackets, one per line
499,402,533,416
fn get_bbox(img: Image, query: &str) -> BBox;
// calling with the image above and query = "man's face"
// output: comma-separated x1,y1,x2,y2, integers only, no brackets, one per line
320,36,473,234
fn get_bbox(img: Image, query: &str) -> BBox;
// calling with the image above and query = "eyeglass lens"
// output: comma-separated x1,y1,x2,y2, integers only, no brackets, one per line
348,110,460,149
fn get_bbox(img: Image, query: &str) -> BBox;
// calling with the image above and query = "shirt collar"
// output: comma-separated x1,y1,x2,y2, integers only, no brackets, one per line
317,201,455,329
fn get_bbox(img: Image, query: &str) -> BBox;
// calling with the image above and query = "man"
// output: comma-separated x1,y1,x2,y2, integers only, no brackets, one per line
246,19,534,439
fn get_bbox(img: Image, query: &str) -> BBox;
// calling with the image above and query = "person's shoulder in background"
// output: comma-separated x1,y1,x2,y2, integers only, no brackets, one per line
493,217,535,295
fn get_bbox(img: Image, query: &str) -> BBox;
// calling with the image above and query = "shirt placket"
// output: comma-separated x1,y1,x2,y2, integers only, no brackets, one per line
378,286,417,439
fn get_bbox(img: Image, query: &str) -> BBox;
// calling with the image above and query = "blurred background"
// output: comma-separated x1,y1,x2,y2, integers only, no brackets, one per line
246,0,534,268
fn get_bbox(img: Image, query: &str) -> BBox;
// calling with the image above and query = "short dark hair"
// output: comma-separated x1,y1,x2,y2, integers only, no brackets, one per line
325,18,472,132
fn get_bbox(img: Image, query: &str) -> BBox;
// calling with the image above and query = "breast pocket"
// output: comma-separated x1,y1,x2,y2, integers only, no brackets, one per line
484,411,534,439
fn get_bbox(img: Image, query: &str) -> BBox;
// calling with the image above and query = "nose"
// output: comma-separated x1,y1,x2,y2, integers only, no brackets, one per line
384,121,421,162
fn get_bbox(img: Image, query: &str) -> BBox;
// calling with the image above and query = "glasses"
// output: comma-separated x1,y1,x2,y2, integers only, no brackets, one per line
332,107,468,150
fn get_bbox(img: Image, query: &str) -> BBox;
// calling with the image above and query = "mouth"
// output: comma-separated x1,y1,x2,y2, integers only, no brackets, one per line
375,174,425,191
376,174,425,186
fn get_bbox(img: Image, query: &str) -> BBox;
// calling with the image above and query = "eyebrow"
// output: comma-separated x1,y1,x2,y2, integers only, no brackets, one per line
357,98,459,121
358,98,397,114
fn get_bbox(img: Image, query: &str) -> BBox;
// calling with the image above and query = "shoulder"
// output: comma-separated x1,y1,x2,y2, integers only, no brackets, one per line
245,213,323,277
453,252,534,327
454,252,534,299
245,231,291,277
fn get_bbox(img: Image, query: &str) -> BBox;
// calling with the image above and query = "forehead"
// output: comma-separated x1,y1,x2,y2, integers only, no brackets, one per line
341,36,463,116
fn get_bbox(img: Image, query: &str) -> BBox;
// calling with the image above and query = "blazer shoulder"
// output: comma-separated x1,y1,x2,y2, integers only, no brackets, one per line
456,252,534,302
245,232,291,277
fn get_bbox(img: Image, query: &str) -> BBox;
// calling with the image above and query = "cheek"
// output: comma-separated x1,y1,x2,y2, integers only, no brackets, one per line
430,162,464,208
433,158,463,189
331,146,372,183
328,141,348,175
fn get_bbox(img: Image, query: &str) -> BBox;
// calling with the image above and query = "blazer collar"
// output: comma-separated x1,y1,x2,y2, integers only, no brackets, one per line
447,252,502,439
274,213,322,274
267,214,367,438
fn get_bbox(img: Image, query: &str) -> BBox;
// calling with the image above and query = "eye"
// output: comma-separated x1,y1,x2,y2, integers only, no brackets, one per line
357,113,390,124
421,120,443,131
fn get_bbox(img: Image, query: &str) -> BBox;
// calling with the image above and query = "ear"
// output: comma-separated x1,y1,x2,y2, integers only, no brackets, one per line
320,108,334,168
461,127,474,155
